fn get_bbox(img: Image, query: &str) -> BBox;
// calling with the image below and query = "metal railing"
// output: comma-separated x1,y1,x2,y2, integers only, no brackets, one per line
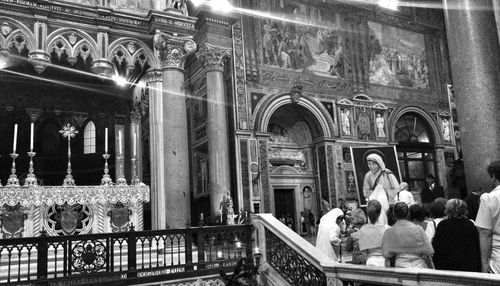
252,214,500,286
0,224,253,285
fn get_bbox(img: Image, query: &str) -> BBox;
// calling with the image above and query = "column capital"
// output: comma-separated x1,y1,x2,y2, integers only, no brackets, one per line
196,43,232,71
153,32,197,70
145,68,163,83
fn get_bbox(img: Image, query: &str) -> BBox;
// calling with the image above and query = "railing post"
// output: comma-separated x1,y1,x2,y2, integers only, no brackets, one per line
36,228,48,286
197,228,205,270
127,224,137,279
185,226,193,271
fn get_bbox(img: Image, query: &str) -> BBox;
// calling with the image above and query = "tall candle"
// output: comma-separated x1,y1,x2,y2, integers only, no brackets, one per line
133,132,137,157
104,127,108,153
30,123,34,151
118,130,123,155
12,124,18,154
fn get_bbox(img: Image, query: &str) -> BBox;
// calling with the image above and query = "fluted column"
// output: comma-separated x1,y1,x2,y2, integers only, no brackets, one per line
145,70,165,230
197,43,232,216
153,32,196,229
443,0,500,193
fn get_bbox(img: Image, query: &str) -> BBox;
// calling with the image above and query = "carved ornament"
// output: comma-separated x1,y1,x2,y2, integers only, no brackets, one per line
196,43,232,71
153,32,196,70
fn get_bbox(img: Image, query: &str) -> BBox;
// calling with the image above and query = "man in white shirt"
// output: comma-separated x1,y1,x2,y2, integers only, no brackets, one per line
394,182,415,207
475,160,500,273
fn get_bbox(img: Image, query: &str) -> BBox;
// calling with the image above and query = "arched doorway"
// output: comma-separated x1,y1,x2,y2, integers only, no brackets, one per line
394,112,438,200
266,103,323,234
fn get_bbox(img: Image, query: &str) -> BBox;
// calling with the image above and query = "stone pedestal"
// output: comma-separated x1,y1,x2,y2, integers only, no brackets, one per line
153,32,196,229
197,43,232,216
443,0,500,193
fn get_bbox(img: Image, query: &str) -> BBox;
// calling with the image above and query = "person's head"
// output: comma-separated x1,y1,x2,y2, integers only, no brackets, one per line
393,202,409,220
409,204,425,222
400,182,409,191
425,174,435,185
367,200,382,224
487,160,500,185
429,200,446,219
366,153,385,174
350,209,367,228
445,199,468,219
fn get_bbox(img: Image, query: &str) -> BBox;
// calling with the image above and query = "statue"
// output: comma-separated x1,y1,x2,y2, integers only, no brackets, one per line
376,113,386,138
341,109,351,135
442,118,450,142
166,0,188,16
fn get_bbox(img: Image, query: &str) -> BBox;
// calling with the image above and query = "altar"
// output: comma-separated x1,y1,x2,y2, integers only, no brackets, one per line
0,185,149,238
0,123,150,238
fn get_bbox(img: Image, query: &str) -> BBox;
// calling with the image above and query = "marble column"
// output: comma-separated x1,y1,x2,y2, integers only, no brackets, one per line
130,110,141,184
197,43,232,216
443,0,500,193
145,70,165,230
153,32,196,229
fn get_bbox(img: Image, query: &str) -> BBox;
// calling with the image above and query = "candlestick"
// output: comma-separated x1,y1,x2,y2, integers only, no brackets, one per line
30,122,34,151
7,153,19,187
101,153,113,186
105,127,108,153
116,155,127,185
133,132,137,157
24,151,37,186
12,124,18,154
131,157,140,185
118,130,123,155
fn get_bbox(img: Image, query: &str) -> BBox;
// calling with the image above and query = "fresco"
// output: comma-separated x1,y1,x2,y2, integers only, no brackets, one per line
261,1,346,78
368,22,429,89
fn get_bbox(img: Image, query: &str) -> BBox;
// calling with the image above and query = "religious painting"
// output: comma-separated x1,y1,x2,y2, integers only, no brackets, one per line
350,146,402,206
260,0,347,78
345,171,358,200
368,22,429,89
356,107,373,140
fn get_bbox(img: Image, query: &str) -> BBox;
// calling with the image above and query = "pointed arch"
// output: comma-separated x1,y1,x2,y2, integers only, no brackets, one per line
0,17,34,53
46,28,98,63
108,37,156,71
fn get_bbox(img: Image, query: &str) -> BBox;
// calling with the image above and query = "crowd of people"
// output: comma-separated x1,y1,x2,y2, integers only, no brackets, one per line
315,158,500,274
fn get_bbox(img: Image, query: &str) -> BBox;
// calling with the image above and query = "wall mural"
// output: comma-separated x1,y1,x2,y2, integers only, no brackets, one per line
368,22,429,89
261,1,347,79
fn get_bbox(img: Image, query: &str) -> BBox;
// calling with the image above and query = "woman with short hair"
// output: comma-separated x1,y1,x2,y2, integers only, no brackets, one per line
358,200,389,267
432,199,481,272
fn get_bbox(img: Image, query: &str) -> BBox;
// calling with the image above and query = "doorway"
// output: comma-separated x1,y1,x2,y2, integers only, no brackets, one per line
274,189,296,231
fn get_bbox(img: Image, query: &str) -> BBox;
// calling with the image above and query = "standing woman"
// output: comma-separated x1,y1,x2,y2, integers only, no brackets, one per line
432,199,481,271
316,208,345,261
359,200,390,267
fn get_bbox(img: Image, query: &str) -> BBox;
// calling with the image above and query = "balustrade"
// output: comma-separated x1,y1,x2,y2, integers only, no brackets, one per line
0,224,253,285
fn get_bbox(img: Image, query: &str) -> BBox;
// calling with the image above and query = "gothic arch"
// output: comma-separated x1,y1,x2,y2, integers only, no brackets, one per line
108,37,156,72
0,17,34,53
253,93,336,138
46,28,98,65
388,106,442,145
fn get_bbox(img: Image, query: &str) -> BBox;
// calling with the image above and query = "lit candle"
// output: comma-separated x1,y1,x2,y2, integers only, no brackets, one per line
105,127,108,153
118,130,122,155
235,241,242,249
133,132,137,157
30,122,34,151
12,124,18,154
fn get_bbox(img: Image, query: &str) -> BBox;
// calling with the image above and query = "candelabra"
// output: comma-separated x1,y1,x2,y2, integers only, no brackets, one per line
116,156,127,185
101,153,113,186
24,151,37,186
7,153,19,187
